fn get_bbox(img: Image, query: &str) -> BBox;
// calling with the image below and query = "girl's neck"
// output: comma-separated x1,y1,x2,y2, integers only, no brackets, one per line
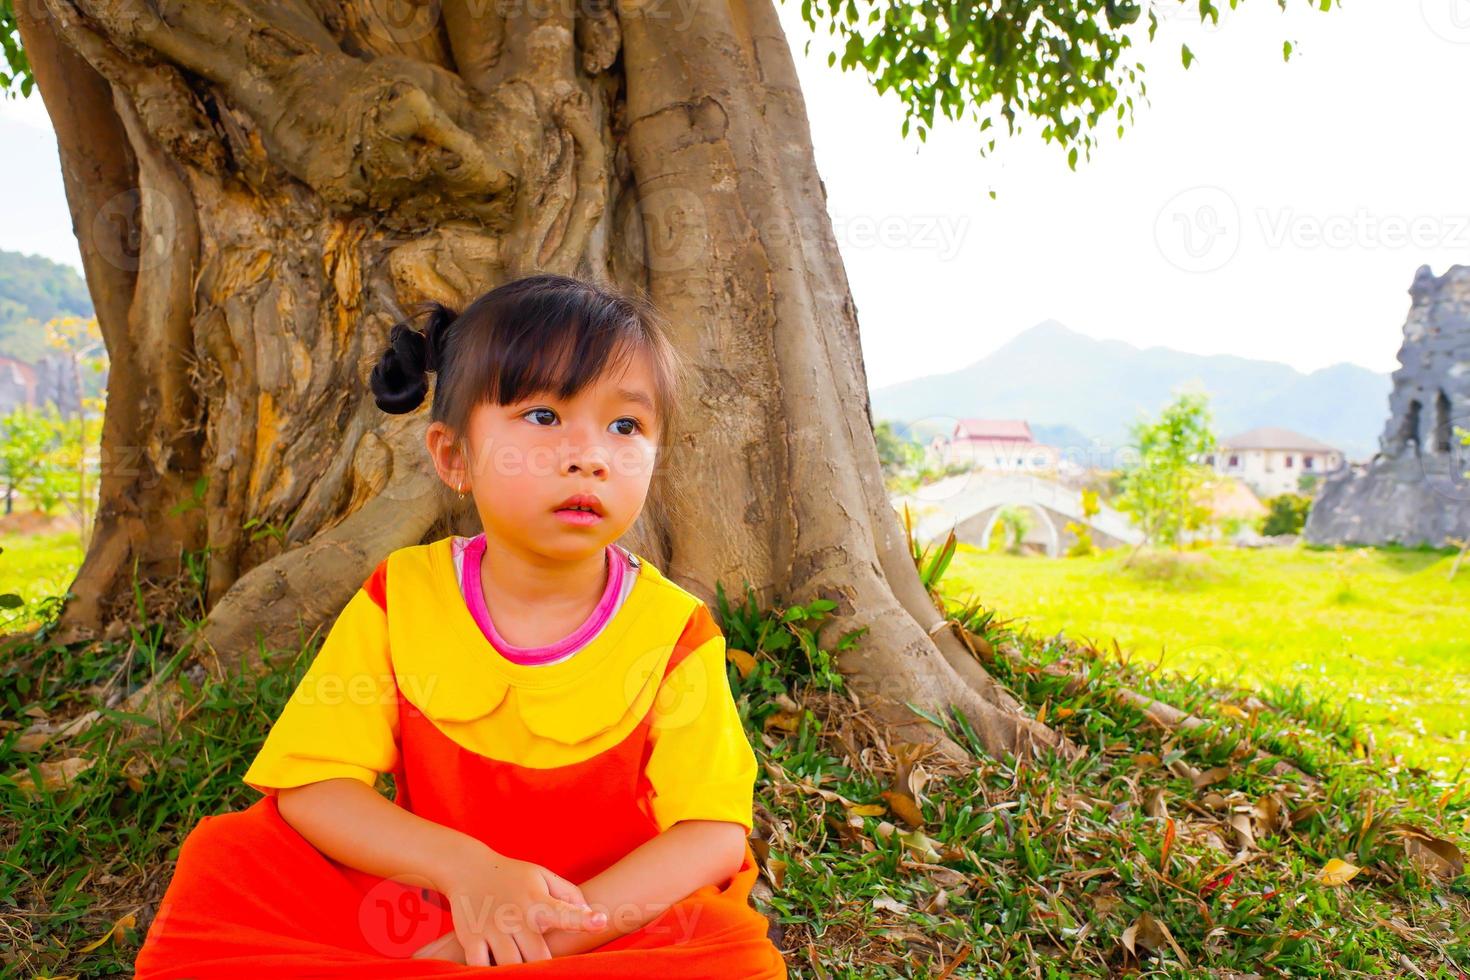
476,532,610,619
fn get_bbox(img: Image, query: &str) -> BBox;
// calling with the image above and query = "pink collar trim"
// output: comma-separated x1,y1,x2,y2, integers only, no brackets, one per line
460,533,626,665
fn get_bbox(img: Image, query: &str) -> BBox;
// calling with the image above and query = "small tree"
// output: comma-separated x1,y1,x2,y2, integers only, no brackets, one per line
42,315,107,417
1063,488,1102,556
874,420,924,478
1118,391,1217,564
41,401,105,549
996,505,1033,554
1259,493,1312,537
0,401,104,544
0,407,51,515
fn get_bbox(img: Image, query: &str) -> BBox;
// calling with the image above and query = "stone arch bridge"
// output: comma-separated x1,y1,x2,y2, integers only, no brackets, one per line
892,473,1143,557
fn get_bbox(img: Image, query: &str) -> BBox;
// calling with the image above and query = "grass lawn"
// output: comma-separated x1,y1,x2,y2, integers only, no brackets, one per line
3,531,1467,976
946,542,1470,778
0,530,84,631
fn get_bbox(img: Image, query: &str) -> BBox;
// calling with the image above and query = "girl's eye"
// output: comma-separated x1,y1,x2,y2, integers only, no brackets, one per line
524,408,558,426
611,417,643,437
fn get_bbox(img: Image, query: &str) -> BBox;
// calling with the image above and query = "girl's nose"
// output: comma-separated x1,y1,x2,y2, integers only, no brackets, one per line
560,439,610,478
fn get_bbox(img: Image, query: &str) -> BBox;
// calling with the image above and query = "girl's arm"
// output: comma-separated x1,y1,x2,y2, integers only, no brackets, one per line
276,777,487,891
540,819,749,957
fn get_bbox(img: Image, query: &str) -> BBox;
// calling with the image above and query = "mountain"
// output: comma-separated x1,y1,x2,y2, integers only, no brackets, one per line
0,249,94,363
870,320,1390,462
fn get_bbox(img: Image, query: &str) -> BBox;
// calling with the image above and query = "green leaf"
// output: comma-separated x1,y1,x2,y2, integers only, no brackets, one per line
1181,44,1195,69
906,701,947,728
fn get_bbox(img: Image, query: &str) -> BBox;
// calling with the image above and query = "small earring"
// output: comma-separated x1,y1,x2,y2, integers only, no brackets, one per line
456,482,468,500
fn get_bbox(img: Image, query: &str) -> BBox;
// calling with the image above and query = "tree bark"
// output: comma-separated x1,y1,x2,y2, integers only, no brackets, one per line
15,0,1070,765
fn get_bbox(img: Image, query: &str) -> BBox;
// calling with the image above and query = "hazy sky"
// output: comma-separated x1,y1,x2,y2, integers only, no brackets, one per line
4,1,1467,388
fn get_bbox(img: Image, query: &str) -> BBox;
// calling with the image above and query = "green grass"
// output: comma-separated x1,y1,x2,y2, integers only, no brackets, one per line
1,538,1466,977
945,542,1470,779
0,530,84,633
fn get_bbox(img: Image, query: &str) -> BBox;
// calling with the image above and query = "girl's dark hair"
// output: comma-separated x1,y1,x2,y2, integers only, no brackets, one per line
368,273,684,446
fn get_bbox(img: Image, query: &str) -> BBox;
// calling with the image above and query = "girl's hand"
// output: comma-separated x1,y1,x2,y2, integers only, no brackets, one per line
436,845,608,965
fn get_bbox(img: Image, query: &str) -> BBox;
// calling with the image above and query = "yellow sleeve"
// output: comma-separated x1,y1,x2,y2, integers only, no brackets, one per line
242,586,400,796
643,623,757,834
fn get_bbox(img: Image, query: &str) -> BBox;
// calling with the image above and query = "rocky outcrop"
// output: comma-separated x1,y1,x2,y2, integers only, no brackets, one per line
1305,265,1470,547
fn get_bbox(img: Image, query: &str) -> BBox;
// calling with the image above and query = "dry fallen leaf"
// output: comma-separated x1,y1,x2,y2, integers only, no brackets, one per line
763,710,804,734
1385,824,1465,878
1168,758,1202,783
9,755,95,796
75,913,136,953
1121,911,1188,964
891,742,931,799
1200,791,1230,811
1229,812,1256,851
725,648,758,679
874,821,944,862
1252,793,1289,838
1289,801,1322,826
1192,766,1232,790
872,894,909,915
1318,858,1362,886
1144,787,1169,820
1373,915,1420,942
881,789,926,829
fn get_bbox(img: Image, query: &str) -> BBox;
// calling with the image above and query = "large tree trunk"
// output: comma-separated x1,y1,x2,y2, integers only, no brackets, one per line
15,0,1068,764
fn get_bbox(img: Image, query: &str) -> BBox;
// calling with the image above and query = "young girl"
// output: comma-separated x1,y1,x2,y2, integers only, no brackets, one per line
134,273,788,978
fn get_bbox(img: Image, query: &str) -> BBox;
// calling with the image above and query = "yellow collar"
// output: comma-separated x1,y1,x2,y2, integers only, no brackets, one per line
384,537,700,745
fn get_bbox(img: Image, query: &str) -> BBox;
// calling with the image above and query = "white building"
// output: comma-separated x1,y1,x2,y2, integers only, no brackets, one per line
1206,427,1344,498
932,419,1060,473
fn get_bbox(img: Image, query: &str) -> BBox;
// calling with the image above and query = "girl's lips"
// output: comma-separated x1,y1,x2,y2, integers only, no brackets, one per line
554,508,603,527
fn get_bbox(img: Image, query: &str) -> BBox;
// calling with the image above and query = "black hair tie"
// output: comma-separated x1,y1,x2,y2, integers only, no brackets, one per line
369,321,431,414
368,302,461,415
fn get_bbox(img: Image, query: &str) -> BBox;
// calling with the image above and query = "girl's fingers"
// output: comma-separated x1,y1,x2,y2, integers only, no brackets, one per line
485,929,524,967
455,929,491,968
539,872,606,930
512,926,554,962
535,898,608,933
542,870,588,908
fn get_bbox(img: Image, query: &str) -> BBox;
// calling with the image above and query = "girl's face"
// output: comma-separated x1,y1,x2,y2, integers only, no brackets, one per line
431,348,661,562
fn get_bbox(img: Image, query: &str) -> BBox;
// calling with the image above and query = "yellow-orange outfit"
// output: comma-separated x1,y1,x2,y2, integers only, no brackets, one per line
134,536,788,978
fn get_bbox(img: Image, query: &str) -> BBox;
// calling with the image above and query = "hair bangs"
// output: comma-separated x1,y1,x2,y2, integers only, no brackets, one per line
493,310,647,412
424,272,683,447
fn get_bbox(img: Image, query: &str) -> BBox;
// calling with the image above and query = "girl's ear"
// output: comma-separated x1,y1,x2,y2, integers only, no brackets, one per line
425,421,470,493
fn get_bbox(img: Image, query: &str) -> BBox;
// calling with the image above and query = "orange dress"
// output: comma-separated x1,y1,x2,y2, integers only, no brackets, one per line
133,536,787,978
